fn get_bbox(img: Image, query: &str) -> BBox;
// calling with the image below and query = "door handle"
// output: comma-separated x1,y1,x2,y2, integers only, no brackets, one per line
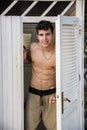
63,97,71,102
62,92,71,114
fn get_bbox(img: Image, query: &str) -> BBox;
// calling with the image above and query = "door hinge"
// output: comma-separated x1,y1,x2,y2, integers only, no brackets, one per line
82,100,83,107
79,74,81,81
79,26,82,35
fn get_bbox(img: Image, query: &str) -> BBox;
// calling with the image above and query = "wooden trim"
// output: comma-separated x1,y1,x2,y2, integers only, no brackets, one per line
0,16,3,130
22,16,57,23
76,0,85,130
1,0,18,16
41,1,57,16
22,0,73,1
61,1,75,15
21,1,38,16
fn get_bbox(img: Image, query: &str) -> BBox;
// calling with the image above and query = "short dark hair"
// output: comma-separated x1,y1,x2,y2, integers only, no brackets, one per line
36,20,54,34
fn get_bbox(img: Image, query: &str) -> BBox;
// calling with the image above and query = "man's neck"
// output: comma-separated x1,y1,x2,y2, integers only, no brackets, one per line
40,43,54,52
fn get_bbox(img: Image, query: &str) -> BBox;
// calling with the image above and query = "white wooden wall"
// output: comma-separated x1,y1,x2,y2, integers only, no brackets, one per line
0,16,24,130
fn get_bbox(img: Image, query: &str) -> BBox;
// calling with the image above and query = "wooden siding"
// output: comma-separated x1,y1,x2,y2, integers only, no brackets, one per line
0,16,24,130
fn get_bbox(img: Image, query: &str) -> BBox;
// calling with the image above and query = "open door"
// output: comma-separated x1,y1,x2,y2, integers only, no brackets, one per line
56,16,80,130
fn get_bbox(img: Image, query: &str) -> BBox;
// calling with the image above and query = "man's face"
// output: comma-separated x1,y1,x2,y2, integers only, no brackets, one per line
37,29,54,48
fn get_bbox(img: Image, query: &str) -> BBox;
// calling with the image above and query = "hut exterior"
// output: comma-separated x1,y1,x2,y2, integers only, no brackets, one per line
0,0,85,130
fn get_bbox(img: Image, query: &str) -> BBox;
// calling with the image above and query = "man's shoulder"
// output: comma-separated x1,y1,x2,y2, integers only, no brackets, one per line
30,42,38,50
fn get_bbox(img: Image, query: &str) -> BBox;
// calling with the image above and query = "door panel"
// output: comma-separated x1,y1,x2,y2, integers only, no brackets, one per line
56,16,80,130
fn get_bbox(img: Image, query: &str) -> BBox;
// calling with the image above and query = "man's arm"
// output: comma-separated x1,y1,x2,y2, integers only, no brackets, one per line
23,46,31,64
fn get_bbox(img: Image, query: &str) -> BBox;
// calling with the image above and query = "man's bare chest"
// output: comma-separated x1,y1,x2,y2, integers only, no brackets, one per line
31,50,55,68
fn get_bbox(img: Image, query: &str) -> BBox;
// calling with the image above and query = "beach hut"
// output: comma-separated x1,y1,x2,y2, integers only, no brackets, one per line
0,0,85,130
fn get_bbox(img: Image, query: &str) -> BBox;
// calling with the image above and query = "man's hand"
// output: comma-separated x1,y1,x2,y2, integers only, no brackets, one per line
23,46,29,64
23,46,27,60
49,95,56,104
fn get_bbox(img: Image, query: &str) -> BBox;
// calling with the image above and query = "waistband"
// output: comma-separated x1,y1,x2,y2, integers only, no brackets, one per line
29,86,56,97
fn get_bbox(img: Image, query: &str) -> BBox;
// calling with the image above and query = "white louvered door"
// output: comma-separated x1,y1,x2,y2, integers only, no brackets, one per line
56,16,80,130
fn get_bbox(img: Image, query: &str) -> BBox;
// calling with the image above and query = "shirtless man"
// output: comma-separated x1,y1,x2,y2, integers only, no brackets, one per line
24,20,56,130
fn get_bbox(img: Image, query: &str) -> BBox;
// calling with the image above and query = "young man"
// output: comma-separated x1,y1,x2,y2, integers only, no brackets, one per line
24,20,56,130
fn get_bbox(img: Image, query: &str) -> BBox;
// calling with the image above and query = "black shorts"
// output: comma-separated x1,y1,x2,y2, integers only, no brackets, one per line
29,86,56,97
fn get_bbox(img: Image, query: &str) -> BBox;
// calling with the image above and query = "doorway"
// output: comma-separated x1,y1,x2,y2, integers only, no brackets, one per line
23,22,55,130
